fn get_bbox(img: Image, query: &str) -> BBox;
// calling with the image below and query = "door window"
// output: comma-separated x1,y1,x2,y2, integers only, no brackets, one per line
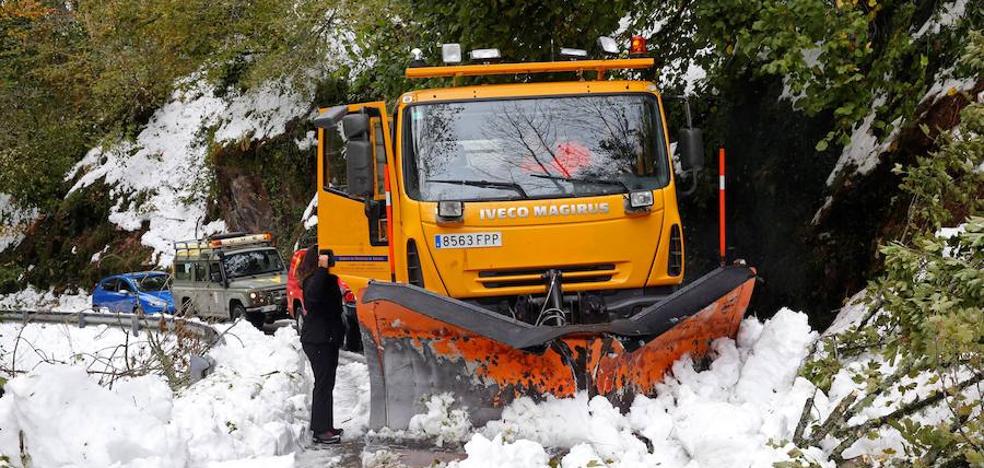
174,262,194,281
194,263,208,282
102,278,120,292
372,118,387,199
209,262,223,282
323,123,350,194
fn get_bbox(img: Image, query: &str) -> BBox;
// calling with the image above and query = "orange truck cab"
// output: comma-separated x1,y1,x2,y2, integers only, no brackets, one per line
315,61,694,320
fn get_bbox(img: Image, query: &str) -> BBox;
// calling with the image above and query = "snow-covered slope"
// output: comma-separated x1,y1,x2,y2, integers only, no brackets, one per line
65,79,312,266
0,194,38,254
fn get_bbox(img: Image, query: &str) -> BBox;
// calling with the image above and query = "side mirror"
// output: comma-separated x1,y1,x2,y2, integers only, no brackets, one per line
678,128,705,171
312,105,348,129
342,114,374,198
210,271,223,283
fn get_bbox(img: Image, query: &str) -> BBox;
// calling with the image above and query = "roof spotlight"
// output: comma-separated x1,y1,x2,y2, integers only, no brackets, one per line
597,36,619,55
410,47,426,68
441,43,462,64
559,48,588,59
469,48,502,62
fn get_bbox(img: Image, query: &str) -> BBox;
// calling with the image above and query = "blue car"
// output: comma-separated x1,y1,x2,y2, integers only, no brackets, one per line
92,272,175,315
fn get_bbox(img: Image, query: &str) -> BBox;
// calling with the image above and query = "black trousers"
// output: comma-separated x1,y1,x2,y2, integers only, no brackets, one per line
302,342,340,433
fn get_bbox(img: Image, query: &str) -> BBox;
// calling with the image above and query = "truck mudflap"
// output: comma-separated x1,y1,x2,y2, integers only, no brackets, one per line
357,265,756,430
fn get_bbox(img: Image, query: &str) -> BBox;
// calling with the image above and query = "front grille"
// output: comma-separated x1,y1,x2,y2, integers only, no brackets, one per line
668,224,683,276
407,239,424,287
477,264,616,289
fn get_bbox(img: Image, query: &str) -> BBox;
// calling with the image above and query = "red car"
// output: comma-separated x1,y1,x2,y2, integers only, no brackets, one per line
287,248,361,351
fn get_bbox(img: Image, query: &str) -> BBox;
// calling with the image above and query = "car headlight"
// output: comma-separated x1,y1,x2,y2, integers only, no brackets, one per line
145,297,167,307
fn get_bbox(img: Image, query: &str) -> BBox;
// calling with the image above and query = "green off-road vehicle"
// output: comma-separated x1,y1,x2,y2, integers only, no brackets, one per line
172,233,288,326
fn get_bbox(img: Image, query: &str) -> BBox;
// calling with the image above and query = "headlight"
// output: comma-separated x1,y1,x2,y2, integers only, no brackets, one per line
145,297,167,307
437,200,464,224
626,190,654,212
249,291,263,305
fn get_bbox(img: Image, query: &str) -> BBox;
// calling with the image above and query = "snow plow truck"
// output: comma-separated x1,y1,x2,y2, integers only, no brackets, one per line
312,37,757,429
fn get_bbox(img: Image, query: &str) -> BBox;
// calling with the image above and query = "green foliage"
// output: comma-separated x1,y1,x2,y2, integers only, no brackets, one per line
0,0,347,210
0,263,24,294
347,0,634,102
623,0,980,154
797,99,983,464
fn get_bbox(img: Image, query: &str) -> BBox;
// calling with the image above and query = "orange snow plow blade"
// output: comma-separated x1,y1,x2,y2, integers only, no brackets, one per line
357,265,756,429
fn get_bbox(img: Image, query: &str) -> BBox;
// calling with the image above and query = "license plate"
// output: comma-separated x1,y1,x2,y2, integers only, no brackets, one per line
434,232,502,249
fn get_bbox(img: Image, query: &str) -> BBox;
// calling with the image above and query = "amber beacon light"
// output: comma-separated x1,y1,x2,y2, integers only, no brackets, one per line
629,35,648,56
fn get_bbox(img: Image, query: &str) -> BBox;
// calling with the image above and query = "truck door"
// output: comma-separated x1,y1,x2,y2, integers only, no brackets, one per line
205,261,225,317
316,102,394,293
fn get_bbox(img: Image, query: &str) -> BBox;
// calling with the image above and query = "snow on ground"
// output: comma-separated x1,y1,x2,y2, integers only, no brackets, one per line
65,77,311,266
0,194,39,254
0,321,166,380
0,286,91,312
2,300,973,467
438,309,829,468
0,319,371,467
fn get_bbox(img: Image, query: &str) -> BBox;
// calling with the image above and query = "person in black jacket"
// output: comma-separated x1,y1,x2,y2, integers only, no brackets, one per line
297,245,346,445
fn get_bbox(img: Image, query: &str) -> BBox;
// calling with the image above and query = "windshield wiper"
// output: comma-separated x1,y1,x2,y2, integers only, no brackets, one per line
428,179,528,198
529,174,630,192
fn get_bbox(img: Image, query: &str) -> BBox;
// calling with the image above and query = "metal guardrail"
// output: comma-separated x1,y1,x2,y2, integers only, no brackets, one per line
0,309,223,382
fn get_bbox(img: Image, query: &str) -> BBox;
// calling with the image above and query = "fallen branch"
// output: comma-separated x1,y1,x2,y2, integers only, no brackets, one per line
793,389,818,445
830,372,984,462
807,390,859,446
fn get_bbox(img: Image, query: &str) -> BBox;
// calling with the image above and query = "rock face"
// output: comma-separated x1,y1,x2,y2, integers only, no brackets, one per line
214,165,276,234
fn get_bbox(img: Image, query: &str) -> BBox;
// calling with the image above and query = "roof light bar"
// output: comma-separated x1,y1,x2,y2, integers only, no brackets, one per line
208,233,273,248
405,58,655,79
441,43,462,64
469,48,501,62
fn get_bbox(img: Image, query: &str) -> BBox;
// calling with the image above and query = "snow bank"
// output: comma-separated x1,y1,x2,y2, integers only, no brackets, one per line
0,366,187,467
0,286,91,312
450,309,830,468
0,322,164,380
408,393,473,447
0,320,371,467
65,78,311,266
458,434,549,468
0,194,38,254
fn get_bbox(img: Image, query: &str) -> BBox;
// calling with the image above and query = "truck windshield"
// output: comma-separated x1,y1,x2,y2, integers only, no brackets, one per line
223,249,284,279
405,94,669,201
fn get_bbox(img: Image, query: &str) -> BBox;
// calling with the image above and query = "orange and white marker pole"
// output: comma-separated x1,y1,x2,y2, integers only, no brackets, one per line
718,147,727,266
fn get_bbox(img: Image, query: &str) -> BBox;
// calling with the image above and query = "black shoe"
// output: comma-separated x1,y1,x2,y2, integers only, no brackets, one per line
313,432,341,445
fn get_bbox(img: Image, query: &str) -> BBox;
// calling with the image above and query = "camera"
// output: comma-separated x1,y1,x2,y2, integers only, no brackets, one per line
319,249,336,267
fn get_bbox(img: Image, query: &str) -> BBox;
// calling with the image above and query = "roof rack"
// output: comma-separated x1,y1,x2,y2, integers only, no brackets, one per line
173,233,274,259
173,239,213,259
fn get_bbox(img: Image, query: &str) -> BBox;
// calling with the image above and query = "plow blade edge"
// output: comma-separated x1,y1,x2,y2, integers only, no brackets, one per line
357,265,756,429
